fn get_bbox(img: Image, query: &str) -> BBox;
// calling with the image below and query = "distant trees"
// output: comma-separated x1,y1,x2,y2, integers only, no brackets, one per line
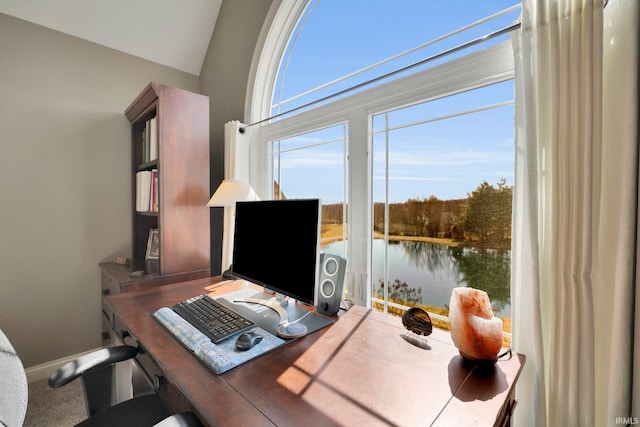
372,197,466,238
404,196,442,237
461,179,512,247
325,179,512,248
450,246,511,311
322,203,345,224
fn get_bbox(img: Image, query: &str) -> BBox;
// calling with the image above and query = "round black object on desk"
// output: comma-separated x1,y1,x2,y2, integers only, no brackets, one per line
277,323,308,339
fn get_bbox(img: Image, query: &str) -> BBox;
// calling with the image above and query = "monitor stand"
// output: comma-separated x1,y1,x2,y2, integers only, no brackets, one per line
233,294,289,325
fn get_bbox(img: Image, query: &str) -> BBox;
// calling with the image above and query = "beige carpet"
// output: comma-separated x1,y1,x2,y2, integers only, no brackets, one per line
23,378,86,426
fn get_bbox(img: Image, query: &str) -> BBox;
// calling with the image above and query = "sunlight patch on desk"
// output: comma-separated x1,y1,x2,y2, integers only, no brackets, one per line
277,364,400,426
275,306,466,425
275,307,419,426
277,365,311,395
302,380,395,427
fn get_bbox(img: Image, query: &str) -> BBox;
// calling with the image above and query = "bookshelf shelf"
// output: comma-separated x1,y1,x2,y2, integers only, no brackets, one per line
137,160,158,171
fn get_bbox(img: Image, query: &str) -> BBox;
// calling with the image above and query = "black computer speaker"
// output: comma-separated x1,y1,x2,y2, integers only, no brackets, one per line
316,253,347,316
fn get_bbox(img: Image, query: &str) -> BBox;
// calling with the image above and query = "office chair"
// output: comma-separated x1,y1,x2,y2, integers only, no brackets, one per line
0,328,202,427
0,327,28,426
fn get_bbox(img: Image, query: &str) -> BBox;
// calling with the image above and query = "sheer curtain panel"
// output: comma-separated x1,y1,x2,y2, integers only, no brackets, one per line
512,0,639,426
601,0,640,423
220,121,251,270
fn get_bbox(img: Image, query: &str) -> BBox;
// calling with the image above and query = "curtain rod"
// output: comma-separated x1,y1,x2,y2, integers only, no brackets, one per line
239,20,521,133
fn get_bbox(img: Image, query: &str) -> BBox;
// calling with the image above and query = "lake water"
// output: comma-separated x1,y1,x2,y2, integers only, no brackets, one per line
322,239,511,318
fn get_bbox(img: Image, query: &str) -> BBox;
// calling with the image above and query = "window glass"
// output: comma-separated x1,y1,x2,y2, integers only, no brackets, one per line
273,0,520,115
371,82,513,335
261,1,519,337
272,124,348,256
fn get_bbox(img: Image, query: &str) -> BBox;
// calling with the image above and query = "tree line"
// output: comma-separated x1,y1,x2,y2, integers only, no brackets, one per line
322,179,513,248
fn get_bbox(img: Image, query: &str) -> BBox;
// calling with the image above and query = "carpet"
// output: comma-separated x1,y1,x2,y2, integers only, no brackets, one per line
23,378,86,426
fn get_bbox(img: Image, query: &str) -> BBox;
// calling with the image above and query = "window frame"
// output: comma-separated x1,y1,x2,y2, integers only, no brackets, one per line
246,2,515,308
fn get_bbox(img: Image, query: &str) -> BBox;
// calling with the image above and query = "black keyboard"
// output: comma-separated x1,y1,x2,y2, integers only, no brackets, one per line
172,295,255,343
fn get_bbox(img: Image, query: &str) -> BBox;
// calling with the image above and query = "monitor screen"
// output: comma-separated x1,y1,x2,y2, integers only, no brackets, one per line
231,199,321,306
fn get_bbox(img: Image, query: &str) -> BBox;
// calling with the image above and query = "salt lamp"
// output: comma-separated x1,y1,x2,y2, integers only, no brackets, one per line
448,287,503,362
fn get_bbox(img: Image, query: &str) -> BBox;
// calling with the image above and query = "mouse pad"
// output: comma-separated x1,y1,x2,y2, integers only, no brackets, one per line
153,307,285,374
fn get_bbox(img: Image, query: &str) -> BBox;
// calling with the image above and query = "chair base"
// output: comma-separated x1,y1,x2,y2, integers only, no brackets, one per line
75,394,171,427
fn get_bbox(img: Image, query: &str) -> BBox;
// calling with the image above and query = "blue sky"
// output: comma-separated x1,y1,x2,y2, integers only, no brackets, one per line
272,1,520,203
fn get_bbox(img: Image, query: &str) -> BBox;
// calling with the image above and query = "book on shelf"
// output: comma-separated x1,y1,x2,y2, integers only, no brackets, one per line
149,116,158,161
141,116,158,163
136,169,158,212
151,169,158,212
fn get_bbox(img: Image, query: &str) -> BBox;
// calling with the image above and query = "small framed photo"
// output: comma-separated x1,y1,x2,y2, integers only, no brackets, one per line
145,229,159,260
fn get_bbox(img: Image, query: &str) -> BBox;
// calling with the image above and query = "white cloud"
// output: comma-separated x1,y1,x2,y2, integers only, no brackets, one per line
378,148,512,167
373,175,454,182
277,150,344,169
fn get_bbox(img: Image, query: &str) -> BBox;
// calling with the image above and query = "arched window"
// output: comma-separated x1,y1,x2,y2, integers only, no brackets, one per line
246,1,520,336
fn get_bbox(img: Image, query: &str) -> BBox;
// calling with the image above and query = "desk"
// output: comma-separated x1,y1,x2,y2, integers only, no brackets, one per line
106,277,525,427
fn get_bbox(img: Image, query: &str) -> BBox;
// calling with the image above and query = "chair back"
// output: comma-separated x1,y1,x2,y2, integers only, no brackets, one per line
0,328,28,427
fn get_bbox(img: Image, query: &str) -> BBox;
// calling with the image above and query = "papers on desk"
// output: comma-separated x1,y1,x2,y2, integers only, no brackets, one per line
152,307,285,374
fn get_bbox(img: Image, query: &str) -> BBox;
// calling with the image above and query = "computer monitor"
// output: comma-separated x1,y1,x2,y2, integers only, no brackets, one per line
230,199,321,312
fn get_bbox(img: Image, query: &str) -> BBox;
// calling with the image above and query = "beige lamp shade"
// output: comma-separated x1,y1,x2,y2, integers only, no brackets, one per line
207,179,259,207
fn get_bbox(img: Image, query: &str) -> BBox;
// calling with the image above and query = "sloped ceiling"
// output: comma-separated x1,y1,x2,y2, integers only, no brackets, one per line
0,0,222,75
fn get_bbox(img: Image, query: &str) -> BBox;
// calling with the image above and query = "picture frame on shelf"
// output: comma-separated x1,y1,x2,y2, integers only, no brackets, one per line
145,229,159,260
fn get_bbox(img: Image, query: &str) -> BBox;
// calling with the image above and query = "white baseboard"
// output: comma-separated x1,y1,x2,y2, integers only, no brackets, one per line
25,347,103,383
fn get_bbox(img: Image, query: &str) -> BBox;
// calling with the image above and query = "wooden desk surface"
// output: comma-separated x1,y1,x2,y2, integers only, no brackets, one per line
106,277,524,427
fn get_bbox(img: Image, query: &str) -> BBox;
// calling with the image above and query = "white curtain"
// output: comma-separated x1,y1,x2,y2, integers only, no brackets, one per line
224,120,251,181
220,120,251,270
600,0,640,422
512,0,639,426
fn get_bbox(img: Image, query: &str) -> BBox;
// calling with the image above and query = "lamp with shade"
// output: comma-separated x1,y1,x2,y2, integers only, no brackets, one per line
207,179,260,277
207,179,259,207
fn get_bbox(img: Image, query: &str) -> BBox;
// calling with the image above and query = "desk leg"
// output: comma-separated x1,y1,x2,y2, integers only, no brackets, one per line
113,360,134,404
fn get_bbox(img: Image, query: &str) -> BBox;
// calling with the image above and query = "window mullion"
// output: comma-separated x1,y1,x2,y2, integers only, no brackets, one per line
346,110,371,307
342,123,349,246
383,112,390,314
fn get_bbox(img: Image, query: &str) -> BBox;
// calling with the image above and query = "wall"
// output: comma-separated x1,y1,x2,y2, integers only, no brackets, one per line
200,0,274,275
0,12,200,368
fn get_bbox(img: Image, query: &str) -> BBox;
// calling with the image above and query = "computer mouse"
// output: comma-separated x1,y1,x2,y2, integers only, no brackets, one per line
235,331,263,351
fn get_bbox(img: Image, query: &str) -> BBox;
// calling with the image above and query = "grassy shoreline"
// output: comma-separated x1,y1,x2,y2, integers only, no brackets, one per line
375,300,512,347
320,224,461,247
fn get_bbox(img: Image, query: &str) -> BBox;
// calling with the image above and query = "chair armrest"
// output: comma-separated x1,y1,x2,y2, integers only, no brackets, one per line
48,345,138,388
